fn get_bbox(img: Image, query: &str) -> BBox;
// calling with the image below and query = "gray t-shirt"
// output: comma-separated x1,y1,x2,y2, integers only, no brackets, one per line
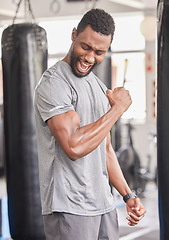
34,60,115,216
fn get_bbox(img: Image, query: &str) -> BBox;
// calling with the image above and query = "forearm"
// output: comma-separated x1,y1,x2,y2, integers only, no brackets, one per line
109,168,131,197
106,139,131,196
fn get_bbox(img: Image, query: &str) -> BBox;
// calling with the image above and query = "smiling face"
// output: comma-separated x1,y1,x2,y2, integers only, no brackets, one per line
69,25,111,78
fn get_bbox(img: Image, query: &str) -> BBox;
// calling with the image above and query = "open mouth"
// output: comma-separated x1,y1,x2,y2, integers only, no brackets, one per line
77,59,93,74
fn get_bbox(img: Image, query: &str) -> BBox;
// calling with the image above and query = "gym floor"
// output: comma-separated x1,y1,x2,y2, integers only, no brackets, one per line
0,178,159,240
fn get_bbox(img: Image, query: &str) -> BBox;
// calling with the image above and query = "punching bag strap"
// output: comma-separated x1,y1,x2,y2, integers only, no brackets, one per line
12,0,36,25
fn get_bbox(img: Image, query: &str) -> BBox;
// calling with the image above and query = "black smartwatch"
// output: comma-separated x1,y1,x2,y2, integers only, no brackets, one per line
123,192,137,203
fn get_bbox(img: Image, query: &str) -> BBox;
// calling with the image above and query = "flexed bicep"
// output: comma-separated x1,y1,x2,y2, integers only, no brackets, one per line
47,93,131,161
47,110,81,160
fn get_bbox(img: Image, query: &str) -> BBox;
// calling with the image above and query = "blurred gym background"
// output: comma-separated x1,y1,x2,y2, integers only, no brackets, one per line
0,0,161,239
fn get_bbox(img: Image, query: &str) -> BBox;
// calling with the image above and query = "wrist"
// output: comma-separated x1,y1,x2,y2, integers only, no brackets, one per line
109,104,123,121
111,103,124,115
123,191,137,203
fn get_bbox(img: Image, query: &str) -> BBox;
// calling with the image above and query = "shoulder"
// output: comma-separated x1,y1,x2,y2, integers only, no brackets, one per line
90,72,108,93
35,61,72,94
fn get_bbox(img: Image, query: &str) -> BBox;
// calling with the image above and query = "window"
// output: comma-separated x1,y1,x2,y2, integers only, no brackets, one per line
112,52,146,120
39,18,80,55
111,14,146,120
112,14,145,51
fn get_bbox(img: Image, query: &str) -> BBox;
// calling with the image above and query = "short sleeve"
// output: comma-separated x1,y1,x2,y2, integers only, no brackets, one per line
35,77,74,122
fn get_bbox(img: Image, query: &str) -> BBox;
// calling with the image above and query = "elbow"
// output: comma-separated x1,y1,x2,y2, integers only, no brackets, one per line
66,147,81,161
69,155,79,161
68,152,79,161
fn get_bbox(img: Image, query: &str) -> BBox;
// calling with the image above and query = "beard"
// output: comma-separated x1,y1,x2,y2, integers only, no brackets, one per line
70,50,97,78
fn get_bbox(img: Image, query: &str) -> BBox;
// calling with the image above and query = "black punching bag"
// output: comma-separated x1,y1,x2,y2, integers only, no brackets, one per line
1,23,47,240
157,1,169,239
93,50,112,89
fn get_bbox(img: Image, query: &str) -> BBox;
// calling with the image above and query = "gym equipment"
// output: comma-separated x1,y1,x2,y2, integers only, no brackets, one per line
1,23,47,239
116,121,157,197
93,49,122,151
157,0,169,239
93,49,112,89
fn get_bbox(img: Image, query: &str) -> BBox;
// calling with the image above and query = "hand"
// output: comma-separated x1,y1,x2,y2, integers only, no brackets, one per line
126,197,146,226
106,87,132,114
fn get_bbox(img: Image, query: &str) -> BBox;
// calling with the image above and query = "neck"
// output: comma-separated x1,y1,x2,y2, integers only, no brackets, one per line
62,48,71,65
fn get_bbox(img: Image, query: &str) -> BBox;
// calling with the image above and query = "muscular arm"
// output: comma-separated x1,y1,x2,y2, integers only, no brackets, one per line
106,132,146,226
47,87,132,161
106,132,131,196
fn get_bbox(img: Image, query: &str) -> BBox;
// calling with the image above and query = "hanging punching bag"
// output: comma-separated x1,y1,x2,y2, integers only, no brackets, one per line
1,23,47,240
93,49,112,89
157,0,169,239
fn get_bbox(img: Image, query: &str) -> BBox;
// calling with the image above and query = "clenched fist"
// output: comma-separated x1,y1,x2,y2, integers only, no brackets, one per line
106,87,132,114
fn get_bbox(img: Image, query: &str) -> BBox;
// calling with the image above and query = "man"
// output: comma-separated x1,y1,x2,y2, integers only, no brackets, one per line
34,8,146,240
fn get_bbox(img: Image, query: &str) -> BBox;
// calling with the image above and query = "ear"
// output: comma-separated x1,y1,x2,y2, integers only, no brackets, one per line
71,27,77,41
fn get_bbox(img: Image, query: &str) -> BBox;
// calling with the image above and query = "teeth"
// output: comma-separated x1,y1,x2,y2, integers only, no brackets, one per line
80,64,88,70
80,60,92,69
82,62,90,67
77,60,93,73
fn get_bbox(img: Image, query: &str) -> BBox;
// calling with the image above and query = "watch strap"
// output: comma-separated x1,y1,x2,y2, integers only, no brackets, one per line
123,192,137,203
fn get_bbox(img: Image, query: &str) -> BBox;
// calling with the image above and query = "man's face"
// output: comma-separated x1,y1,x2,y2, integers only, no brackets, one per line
70,25,111,78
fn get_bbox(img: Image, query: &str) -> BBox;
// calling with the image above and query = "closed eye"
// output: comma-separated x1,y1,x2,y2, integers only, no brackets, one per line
81,43,91,50
95,50,106,56
81,42,106,56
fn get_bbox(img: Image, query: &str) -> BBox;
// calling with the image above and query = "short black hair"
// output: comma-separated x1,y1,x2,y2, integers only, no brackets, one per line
76,8,115,43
